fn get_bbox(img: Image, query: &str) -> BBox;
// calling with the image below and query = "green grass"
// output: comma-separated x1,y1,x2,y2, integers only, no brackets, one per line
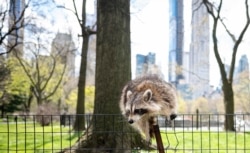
0,122,250,153
151,130,250,153
0,122,80,153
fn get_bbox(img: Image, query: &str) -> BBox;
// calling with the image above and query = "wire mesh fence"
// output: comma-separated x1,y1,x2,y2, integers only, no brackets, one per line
0,114,249,153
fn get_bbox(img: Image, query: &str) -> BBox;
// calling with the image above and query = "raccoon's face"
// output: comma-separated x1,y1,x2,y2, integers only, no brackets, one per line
124,89,152,124
125,89,177,124
124,89,177,124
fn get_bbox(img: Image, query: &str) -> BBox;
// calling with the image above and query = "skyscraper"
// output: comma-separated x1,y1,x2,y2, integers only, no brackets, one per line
7,0,25,57
168,0,184,85
136,52,162,77
238,54,249,73
136,52,155,76
51,33,76,78
189,0,210,99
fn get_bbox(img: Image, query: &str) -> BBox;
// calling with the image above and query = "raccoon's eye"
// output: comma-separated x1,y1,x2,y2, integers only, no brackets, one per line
163,98,170,103
134,109,148,115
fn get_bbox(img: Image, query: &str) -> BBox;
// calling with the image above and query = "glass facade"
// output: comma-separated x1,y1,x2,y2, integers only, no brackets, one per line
168,0,183,85
136,52,156,76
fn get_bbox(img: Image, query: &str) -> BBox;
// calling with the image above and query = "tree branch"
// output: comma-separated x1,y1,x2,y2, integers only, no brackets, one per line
203,0,228,82
229,0,250,83
44,57,67,100
0,0,30,55
219,18,236,42
73,0,84,28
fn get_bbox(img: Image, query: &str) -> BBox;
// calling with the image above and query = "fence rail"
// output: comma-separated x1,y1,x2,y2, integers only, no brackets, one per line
0,114,250,153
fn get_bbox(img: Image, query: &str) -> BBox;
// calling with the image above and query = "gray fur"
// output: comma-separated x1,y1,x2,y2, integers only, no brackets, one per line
119,74,178,141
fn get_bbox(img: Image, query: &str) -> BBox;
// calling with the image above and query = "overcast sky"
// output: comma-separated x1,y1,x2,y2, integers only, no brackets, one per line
130,0,250,87
52,0,250,87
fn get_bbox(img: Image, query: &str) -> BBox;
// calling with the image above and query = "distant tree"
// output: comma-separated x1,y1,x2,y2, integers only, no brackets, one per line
0,56,33,116
234,70,250,113
209,92,224,114
14,30,68,106
0,0,30,111
191,97,210,113
0,60,10,100
6,57,31,113
3,94,26,113
84,86,95,113
71,0,96,131
177,96,188,113
201,0,250,131
58,0,97,131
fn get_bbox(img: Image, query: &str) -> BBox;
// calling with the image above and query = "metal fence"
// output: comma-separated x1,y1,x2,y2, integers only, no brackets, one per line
0,114,250,153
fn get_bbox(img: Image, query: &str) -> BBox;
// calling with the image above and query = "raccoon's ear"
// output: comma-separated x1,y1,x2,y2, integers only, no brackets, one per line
143,89,152,102
126,90,132,99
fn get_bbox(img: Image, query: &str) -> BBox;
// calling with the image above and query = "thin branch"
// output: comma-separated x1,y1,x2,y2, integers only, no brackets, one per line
219,18,236,42
203,0,230,84
203,0,216,19
57,0,96,36
44,58,67,100
73,0,83,28
0,0,30,55
14,50,37,88
229,0,250,83
40,54,57,92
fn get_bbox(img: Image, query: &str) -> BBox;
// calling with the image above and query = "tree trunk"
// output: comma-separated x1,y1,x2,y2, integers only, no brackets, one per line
88,0,132,151
63,1,149,152
222,81,235,131
73,33,89,131
73,0,90,131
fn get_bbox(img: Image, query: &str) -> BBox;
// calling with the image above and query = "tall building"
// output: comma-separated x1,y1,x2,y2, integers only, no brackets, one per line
189,0,210,99
7,0,25,57
238,54,249,73
136,52,162,77
136,52,155,76
234,54,249,83
168,0,184,85
51,33,76,77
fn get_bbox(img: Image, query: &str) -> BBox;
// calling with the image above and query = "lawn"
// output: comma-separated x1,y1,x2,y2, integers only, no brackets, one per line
0,121,80,153
156,130,250,153
0,121,250,153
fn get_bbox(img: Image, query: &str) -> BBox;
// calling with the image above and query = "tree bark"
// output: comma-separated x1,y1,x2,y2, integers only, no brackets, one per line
73,31,89,131
222,81,235,131
72,0,88,131
62,1,149,152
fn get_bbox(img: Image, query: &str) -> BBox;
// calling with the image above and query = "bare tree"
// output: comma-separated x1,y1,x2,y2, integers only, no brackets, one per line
72,0,96,131
58,0,96,131
0,0,31,55
14,30,68,106
200,0,250,131
234,70,250,113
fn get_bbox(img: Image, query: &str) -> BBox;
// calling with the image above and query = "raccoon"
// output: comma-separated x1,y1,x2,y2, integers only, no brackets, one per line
119,75,178,141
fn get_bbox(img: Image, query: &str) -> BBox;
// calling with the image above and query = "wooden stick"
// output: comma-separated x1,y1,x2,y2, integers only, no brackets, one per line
153,124,165,153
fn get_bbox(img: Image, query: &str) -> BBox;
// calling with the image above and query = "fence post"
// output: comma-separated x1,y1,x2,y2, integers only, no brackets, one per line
153,124,165,153
196,109,199,130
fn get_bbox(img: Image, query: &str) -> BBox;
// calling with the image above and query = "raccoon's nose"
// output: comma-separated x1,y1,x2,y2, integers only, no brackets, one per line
128,119,134,124
170,114,177,120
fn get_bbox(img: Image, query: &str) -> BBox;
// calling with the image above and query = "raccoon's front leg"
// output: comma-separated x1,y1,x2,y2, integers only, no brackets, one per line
144,117,157,143
137,118,150,142
143,121,151,143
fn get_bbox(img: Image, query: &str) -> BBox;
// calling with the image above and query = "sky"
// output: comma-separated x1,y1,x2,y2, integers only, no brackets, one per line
130,0,250,87
130,0,169,79
44,0,250,87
